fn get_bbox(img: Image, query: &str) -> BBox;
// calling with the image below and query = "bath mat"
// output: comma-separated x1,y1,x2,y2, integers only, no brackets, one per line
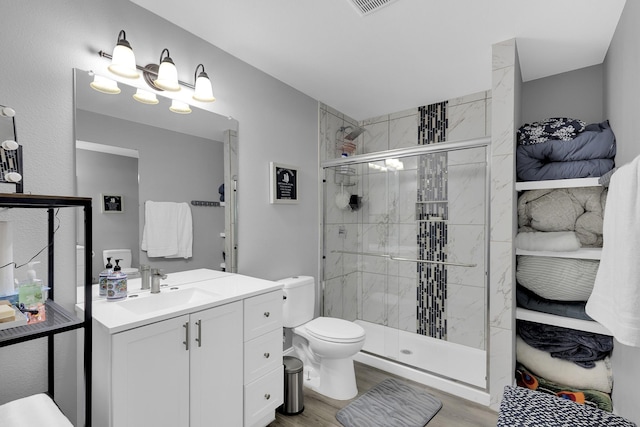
336,378,442,427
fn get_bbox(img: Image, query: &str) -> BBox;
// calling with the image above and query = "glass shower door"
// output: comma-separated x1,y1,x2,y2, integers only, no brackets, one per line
322,143,489,388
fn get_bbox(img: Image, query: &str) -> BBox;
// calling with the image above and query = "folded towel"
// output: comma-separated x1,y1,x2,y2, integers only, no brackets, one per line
517,321,613,368
516,335,612,393
141,201,193,259
516,363,613,412
515,231,581,252
587,154,640,347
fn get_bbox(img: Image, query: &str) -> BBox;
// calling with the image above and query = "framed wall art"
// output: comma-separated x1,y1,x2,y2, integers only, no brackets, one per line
269,162,298,204
101,194,123,213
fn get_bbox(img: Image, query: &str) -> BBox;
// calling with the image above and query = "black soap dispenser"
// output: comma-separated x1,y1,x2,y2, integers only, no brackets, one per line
99,257,113,297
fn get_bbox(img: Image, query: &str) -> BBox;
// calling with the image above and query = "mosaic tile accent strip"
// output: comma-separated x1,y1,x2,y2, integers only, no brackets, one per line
417,102,448,339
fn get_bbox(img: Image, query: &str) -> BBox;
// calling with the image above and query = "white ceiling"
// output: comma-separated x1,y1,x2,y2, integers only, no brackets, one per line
129,0,626,121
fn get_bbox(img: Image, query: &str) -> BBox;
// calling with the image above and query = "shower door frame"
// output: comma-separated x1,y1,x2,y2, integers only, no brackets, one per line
319,135,492,390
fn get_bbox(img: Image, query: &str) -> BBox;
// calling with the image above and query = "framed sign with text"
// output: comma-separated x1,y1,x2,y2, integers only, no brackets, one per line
269,162,298,204
101,194,123,213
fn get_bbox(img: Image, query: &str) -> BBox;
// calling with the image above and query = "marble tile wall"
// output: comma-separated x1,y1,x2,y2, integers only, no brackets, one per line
320,88,491,350
488,38,519,408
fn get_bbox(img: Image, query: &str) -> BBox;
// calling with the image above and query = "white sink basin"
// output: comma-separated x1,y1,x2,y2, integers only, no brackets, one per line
118,287,220,315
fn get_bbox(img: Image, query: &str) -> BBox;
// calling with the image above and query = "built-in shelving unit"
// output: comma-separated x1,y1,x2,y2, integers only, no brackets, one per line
515,177,601,191
0,193,93,426
515,247,602,260
516,307,611,336
515,177,606,335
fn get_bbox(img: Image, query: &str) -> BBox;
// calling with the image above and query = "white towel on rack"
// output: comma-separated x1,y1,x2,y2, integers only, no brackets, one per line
586,155,640,347
141,201,193,259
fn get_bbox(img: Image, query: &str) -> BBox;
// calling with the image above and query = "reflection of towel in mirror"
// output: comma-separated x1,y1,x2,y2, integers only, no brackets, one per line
141,201,193,259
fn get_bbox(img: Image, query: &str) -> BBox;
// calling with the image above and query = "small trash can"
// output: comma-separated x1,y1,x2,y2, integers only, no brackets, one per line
279,356,304,415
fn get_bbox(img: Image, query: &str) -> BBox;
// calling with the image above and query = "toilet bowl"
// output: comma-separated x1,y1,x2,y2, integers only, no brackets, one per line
279,276,366,400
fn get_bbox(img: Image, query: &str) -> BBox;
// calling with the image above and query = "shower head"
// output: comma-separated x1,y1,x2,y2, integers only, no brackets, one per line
340,126,365,141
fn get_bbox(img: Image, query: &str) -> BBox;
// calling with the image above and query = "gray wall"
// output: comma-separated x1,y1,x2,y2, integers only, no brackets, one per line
0,0,319,422
521,64,604,125
603,0,640,422
76,149,140,280
76,109,225,276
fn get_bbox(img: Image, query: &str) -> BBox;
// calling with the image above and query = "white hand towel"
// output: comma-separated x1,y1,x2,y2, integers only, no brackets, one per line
141,201,180,258
586,155,640,347
167,202,193,259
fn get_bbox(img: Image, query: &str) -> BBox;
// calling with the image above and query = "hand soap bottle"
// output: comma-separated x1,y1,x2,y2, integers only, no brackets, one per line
106,259,127,300
99,257,113,297
18,261,43,307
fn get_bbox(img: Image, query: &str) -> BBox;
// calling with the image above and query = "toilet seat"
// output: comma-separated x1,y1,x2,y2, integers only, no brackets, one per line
305,317,365,343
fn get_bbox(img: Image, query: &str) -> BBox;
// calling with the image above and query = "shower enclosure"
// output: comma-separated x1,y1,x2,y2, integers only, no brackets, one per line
321,137,490,388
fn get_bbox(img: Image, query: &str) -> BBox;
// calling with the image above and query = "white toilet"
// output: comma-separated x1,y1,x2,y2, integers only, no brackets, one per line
103,249,139,277
279,276,366,400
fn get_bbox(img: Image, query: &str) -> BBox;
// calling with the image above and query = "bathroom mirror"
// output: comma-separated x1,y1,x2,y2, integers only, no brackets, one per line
73,68,238,282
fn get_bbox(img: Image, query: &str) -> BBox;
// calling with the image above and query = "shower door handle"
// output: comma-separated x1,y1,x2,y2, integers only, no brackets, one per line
388,255,476,268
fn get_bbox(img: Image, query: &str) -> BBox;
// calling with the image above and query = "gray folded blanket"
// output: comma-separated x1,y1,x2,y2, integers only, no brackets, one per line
518,187,607,247
517,321,613,368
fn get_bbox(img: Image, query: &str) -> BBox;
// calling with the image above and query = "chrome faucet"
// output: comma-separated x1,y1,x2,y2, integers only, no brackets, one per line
140,264,151,290
150,268,167,294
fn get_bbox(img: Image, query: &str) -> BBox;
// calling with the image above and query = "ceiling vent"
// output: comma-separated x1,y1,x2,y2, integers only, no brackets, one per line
348,0,400,16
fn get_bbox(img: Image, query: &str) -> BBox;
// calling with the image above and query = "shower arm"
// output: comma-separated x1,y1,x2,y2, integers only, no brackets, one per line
331,250,477,268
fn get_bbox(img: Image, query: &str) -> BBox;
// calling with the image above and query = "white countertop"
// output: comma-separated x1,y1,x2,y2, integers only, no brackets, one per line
76,268,283,334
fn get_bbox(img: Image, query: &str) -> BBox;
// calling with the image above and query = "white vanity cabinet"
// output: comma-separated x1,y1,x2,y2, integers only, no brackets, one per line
94,301,244,427
243,290,284,427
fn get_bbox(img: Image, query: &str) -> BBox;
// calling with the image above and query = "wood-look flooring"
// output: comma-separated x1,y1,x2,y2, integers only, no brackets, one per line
269,361,498,427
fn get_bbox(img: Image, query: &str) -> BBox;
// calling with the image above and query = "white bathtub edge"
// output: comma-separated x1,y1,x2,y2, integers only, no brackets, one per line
354,351,491,406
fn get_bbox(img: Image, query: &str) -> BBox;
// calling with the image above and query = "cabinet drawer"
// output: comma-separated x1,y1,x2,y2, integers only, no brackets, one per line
244,291,283,341
244,366,284,427
245,329,283,384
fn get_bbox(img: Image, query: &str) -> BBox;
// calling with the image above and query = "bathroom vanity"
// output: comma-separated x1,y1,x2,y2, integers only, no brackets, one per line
80,269,283,427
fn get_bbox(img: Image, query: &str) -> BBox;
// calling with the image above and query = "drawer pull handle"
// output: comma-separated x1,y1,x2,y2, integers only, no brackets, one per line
264,352,270,358
264,311,270,318
264,393,271,400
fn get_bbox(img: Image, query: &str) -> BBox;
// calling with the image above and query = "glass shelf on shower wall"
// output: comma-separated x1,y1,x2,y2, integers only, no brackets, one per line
331,165,358,187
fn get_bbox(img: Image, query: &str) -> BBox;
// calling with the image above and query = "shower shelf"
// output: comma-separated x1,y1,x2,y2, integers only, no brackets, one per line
335,167,356,176
416,200,448,203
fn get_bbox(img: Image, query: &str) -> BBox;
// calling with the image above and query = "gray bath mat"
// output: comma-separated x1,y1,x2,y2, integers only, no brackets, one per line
336,378,443,427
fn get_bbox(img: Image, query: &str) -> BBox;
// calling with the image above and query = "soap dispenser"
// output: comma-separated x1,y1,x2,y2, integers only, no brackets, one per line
18,261,43,307
106,259,127,300
99,257,113,297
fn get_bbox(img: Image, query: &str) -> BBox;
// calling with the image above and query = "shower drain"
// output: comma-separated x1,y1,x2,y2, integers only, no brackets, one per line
400,349,412,355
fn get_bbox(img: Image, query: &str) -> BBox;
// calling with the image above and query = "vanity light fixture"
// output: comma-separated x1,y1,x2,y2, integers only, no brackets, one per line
154,49,181,92
132,88,159,105
107,30,140,79
169,99,192,114
192,64,216,103
90,74,121,94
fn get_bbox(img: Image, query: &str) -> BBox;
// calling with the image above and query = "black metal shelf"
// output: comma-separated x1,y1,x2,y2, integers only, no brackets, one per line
0,193,92,427
0,299,83,346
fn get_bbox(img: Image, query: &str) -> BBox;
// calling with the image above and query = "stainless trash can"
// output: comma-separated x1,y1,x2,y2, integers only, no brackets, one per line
279,356,304,415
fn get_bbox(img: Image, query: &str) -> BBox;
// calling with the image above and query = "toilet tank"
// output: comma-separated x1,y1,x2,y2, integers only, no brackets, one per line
279,276,315,328
103,249,132,269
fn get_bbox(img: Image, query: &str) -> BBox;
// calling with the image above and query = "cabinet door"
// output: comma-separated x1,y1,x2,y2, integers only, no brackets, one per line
190,301,243,427
112,314,190,427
